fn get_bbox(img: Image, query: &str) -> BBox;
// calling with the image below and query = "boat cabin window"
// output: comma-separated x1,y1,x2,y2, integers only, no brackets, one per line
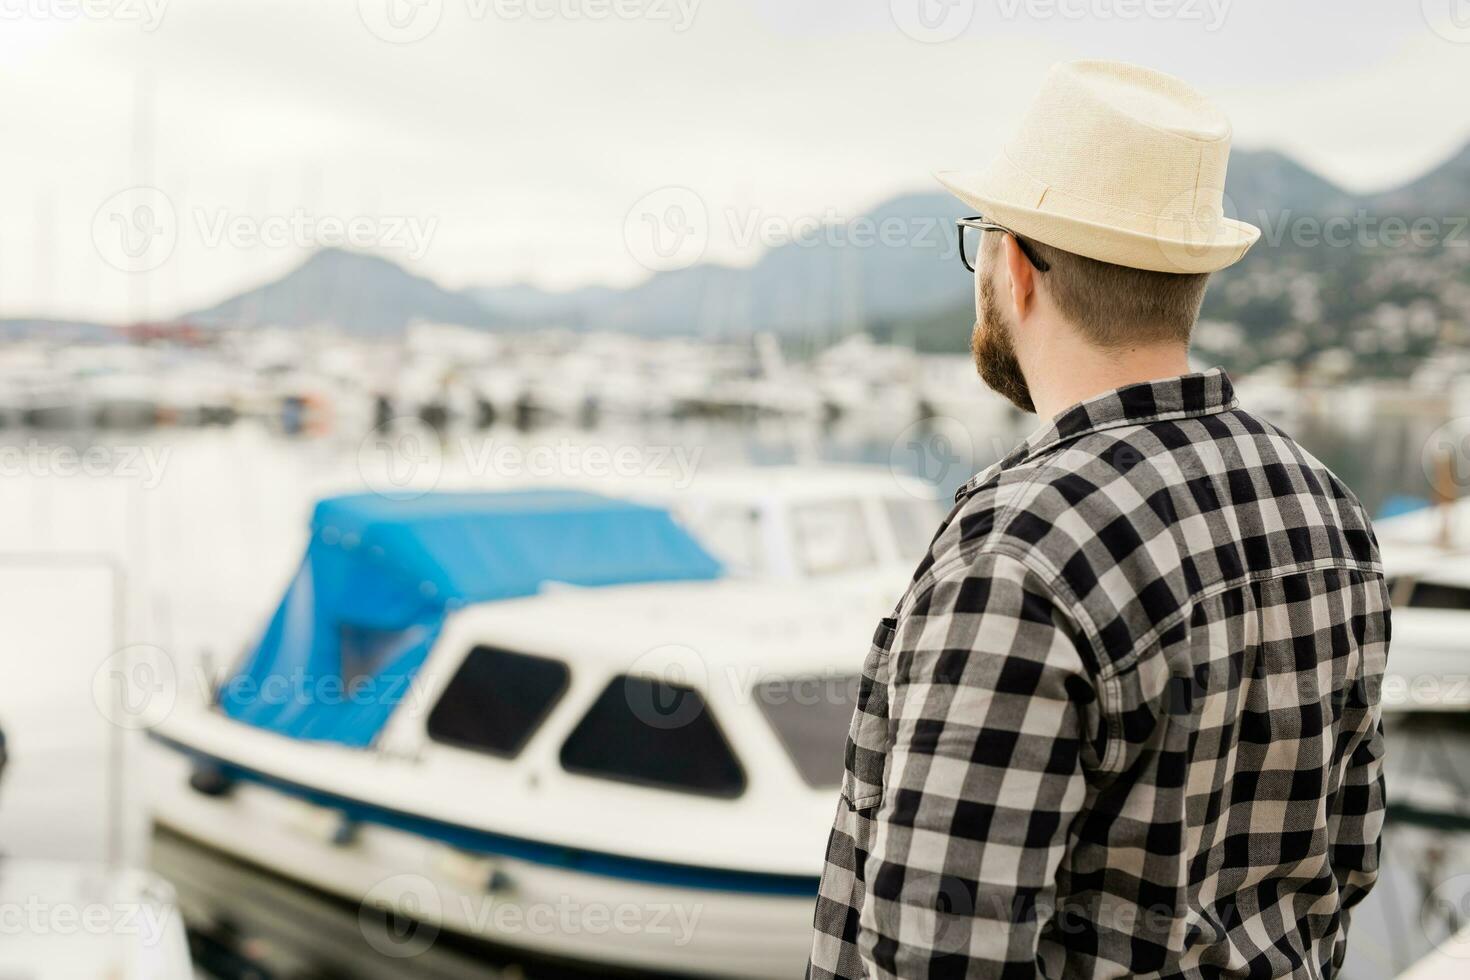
883,497,942,560
791,500,875,576
427,646,570,758
755,675,860,788
560,676,746,798
684,504,764,576
1405,580,1470,611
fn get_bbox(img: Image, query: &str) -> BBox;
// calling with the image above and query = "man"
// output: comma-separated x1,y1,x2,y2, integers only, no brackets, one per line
810,61,1389,979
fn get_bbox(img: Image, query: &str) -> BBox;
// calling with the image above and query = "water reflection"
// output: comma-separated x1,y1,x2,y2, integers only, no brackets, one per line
152,827,633,980
1343,715,1470,978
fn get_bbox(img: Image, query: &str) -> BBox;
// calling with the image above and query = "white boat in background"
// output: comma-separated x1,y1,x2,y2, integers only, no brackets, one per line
148,488,899,977
1371,500,1470,714
612,464,942,590
0,860,192,980
1398,926,1470,980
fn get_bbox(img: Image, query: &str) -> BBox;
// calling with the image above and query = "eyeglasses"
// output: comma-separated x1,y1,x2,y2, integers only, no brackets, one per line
956,216,1051,274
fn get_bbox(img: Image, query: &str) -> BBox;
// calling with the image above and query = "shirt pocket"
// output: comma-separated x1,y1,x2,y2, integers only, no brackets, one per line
841,615,897,813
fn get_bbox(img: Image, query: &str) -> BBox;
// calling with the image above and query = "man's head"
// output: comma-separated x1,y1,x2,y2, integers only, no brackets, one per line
936,60,1260,414
970,226,1212,413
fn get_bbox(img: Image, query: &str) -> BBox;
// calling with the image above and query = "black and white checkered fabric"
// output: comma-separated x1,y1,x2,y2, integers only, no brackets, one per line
810,368,1389,979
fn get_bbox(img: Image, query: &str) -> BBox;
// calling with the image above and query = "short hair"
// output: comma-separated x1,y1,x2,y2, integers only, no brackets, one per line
985,233,1211,347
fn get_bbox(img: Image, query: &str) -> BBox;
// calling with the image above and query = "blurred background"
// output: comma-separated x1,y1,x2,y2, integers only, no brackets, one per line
3,1,1470,977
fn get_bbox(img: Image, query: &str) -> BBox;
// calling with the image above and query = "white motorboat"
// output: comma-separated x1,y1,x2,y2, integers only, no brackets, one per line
148,488,893,976
1369,501,1470,714
631,465,941,588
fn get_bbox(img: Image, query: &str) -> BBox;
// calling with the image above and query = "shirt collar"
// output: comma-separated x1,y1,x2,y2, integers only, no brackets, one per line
957,367,1238,501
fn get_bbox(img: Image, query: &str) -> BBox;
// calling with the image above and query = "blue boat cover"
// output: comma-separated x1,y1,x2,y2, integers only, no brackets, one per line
218,490,722,746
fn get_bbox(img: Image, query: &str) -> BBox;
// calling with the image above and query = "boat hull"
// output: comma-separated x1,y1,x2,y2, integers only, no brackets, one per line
147,743,817,978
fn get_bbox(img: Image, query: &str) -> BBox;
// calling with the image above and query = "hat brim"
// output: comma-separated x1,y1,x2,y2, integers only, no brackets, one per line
935,169,1260,274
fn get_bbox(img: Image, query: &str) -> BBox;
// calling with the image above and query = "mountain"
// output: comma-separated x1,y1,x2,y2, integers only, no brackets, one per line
1222,148,1358,220
1192,140,1470,377
165,138,1470,381
468,282,619,324
464,146,1460,346
873,140,1470,377
187,247,496,334
460,154,1366,339
1364,140,1470,216
467,191,972,338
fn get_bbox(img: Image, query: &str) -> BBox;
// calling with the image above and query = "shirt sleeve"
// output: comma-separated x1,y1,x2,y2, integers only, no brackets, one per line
1328,708,1386,969
858,550,1099,979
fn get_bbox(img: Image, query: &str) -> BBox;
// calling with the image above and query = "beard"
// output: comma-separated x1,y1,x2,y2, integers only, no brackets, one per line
971,273,1036,414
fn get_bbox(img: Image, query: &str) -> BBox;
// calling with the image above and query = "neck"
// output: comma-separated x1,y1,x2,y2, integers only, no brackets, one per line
1022,335,1192,422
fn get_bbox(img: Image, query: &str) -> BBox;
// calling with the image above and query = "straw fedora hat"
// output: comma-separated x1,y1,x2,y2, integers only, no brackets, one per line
936,60,1260,274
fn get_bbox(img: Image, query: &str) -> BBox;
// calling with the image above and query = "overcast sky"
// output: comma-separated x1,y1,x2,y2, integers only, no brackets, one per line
2,0,1468,323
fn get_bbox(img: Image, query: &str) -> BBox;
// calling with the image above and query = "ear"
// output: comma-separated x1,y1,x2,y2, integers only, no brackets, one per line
1002,235,1036,318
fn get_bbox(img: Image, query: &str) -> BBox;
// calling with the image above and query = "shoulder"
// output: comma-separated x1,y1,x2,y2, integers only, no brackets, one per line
902,464,1094,633
917,427,1172,597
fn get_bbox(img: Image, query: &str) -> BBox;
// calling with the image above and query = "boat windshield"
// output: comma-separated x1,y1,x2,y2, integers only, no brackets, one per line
683,503,765,577
754,674,861,788
791,500,875,576
884,497,943,559
1402,580,1470,610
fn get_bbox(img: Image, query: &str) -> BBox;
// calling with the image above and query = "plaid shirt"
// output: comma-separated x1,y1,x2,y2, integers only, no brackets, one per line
810,368,1390,979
